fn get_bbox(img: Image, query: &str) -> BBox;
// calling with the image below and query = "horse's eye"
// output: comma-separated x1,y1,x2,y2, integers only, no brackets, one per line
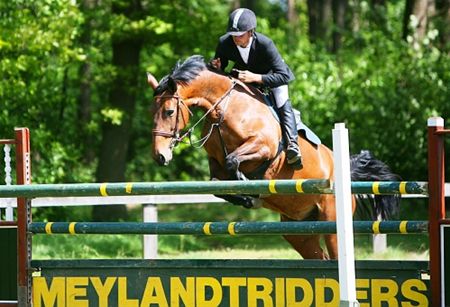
165,109,175,117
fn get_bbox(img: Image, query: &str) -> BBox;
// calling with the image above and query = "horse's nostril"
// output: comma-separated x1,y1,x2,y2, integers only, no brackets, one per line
157,154,166,166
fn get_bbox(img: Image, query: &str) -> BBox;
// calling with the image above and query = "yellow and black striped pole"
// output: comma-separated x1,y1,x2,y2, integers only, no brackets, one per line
30,220,428,235
0,180,428,198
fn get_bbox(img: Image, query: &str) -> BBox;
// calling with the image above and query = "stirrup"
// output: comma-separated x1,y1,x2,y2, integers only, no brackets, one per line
288,156,303,169
286,146,303,169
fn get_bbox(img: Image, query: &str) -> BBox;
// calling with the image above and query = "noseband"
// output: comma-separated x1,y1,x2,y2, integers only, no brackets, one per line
152,80,236,149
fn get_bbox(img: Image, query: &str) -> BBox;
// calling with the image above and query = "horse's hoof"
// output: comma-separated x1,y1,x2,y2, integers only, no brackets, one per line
250,198,264,209
225,156,239,172
242,197,254,209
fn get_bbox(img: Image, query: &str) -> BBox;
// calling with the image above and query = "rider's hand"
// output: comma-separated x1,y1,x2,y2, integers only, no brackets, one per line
236,70,263,84
210,58,221,69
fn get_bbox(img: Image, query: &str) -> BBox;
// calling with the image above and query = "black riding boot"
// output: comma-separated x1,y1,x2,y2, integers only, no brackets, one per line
277,100,303,169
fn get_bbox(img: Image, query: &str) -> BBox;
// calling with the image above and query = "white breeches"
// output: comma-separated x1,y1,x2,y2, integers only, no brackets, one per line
271,85,289,108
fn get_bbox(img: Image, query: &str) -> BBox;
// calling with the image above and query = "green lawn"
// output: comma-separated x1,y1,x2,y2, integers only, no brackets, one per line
32,233,429,260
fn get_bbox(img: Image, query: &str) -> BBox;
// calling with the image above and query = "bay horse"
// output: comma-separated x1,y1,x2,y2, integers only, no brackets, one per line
147,55,400,259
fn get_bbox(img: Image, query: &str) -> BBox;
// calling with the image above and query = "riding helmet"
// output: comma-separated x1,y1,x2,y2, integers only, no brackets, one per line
227,8,257,36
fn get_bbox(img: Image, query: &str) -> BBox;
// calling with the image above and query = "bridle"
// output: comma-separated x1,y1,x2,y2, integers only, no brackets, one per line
152,80,236,150
152,94,192,149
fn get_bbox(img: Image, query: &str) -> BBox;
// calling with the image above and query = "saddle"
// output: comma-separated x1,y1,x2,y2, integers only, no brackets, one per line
233,80,321,146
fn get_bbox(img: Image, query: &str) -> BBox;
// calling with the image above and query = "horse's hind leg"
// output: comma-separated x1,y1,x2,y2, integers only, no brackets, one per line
318,194,357,259
323,234,338,259
281,215,330,259
319,194,339,259
283,234,330,259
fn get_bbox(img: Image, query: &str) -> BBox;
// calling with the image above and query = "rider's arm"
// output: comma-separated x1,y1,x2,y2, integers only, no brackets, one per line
260,38,293,88
213,37,230,71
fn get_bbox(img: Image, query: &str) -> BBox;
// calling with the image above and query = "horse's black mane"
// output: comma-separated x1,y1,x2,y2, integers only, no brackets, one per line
154,55,207,96
154,55,231,96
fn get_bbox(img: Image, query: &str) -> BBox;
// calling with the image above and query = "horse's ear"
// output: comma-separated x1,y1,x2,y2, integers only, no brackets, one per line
146,72,159,91
167,77,177,93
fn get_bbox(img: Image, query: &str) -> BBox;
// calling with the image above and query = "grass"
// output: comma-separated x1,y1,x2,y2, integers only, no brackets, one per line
32,233,429,260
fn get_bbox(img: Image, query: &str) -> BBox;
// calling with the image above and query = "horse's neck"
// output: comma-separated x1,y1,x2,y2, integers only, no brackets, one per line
182,70,233,111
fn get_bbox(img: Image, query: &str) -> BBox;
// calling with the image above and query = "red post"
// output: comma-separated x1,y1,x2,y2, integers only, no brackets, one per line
15,128,31,306
427,117,446,307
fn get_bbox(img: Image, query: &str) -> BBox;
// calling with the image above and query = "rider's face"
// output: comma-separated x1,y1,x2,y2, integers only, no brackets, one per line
232,31,252,48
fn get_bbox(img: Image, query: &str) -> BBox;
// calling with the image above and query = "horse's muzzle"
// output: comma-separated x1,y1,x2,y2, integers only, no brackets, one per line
155,154,167,166
153,150,173,166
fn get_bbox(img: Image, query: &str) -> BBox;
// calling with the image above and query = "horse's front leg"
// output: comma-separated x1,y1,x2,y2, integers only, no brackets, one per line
208,157,257,209
225,136,273,180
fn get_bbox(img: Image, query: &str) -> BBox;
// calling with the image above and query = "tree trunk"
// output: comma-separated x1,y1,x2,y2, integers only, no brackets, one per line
307,0,320,42
287,0,298,25
403,0,430,42
93,1,143,221
241,0,256,11
230,0,240,11
287,0,299,47
308,0,333,48
370,0,388,29
332,0,348,53
78,0,96,163
435,0,450,50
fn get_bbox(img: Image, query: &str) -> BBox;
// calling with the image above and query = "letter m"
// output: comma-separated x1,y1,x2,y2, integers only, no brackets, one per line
33,277,65,307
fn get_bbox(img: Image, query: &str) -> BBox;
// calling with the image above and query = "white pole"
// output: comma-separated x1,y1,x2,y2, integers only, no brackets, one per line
4,144,13,221
143,204,158,259
332,123,359,306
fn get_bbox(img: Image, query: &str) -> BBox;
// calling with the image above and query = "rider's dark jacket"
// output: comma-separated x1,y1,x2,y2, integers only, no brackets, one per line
214,32,295,88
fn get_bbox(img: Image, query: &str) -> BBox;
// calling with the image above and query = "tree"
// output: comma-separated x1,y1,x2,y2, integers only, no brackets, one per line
403,0,430,43
332,0,348,52
286,0,300,47
434,0,450,51
308,0,333,48
77,0,101,163
93,0,144,221
370,0,387,29
307,0,349,53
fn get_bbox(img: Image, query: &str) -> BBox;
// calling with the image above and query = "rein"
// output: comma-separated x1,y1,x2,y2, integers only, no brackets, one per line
153,80,236,149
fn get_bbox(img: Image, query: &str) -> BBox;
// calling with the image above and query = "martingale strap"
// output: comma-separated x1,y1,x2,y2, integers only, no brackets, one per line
179,80,237,147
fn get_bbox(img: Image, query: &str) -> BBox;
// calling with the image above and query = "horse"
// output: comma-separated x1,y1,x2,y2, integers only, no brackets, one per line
147,55,400,259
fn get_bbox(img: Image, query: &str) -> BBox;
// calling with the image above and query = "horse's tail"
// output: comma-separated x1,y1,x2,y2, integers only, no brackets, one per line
350,150,401,220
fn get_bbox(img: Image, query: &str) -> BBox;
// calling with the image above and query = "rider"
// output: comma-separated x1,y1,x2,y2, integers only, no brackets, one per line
210,8,302,169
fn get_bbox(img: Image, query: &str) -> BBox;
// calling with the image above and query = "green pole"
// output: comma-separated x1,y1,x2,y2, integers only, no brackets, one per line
0,180,427,198
29,221,428,235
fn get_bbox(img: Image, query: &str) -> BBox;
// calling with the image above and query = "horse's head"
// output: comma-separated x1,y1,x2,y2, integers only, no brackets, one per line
147,55,232,166
147,73,192,166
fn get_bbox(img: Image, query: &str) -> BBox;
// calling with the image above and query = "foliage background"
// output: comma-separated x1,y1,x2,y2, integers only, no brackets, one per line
0,0,449,230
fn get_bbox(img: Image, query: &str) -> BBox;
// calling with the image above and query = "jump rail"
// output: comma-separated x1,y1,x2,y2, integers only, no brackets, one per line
29,220,428,235
0,179,428,198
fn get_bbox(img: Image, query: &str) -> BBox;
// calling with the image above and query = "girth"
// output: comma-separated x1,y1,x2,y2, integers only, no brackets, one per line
245,141,284,179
